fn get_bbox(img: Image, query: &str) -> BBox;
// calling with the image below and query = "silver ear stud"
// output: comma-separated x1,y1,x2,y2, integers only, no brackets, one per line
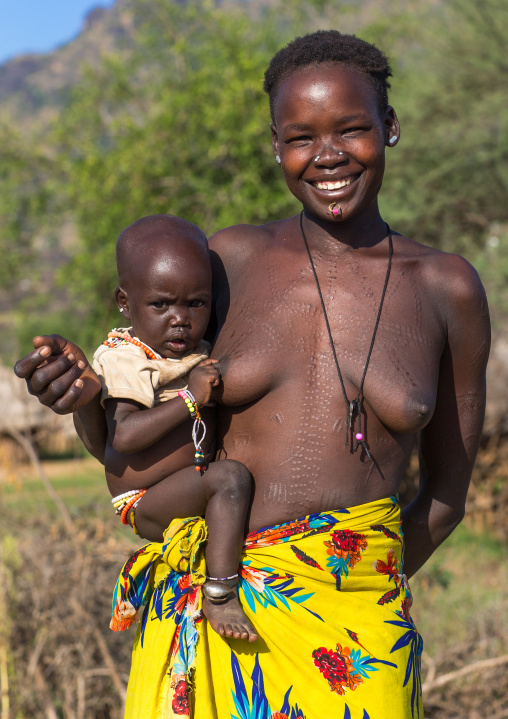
389,136,398,145
276,155,281,164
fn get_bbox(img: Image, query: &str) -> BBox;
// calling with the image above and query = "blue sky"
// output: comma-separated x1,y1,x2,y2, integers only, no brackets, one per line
0,1,116,65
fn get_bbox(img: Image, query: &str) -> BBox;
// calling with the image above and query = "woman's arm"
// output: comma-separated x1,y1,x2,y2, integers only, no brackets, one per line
105,360,220,454
401,257,490,578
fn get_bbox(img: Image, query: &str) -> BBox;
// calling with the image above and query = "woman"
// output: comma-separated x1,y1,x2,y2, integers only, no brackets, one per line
15,31,489,719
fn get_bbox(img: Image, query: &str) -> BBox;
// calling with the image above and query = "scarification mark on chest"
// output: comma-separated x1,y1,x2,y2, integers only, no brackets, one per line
270,411,285,424
232,432,251,448
274,349,335,479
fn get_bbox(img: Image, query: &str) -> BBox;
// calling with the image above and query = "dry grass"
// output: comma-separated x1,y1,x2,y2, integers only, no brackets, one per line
1,451,507,718
412,524,508,717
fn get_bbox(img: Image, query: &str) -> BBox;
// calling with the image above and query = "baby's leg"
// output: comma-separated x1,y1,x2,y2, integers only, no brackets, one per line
134,460,257,642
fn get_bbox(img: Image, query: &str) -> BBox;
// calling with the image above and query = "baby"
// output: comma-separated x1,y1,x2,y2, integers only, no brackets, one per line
93,214,256,642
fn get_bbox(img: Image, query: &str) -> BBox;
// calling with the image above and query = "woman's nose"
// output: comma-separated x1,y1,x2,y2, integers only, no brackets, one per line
314,147,347,167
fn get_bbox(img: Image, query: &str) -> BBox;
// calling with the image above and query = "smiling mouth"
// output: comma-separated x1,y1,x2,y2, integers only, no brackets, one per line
311,178,354,190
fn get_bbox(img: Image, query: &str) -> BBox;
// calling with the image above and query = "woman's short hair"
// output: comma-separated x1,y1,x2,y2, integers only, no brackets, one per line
264,30,392,120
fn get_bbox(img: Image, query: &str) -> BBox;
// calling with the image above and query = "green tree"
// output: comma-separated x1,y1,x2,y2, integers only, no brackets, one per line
51,0,325,352
6,0,508,358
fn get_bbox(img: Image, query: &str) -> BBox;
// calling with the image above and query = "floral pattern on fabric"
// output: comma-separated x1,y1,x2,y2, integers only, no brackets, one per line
312,643,378,696
324,529,368,589
373,547,407,606
370,524,402,544
171,679,190,715
240,562,323,621
244,510,349,551
142,570,201,673
231,652,305,719
122,498,423,719
342,707,371,719
386,609,423,719
290,545,324,571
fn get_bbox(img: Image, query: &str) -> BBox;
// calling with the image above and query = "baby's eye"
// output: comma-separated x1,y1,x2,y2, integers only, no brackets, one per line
151,300,167,309
189,299,205,308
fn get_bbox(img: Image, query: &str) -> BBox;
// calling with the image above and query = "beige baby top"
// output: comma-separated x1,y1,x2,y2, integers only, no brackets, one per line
92,332,211,408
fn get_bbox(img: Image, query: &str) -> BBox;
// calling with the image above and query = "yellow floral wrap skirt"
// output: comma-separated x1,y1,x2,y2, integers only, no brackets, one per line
112,495,423,719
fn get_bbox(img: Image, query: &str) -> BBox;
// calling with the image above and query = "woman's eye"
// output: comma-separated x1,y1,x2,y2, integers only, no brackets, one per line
343,126,368,135
287,135,311,143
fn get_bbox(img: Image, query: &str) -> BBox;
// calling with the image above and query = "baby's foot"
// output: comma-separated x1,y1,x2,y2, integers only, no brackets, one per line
202,583,258,643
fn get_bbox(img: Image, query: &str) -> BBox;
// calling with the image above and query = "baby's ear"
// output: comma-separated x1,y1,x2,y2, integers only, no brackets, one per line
115,286,130,320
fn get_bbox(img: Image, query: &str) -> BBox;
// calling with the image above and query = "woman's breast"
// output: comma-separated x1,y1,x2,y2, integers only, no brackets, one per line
213,302,440,436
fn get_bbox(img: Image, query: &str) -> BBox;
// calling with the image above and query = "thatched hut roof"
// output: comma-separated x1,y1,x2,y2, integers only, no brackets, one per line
0,365,74,437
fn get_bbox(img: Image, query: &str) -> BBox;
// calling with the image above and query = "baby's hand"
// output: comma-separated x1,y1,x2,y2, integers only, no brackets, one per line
187,359,221,407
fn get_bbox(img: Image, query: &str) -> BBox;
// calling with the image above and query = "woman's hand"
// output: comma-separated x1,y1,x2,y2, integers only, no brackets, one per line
14,335,101,414
187,358,221,407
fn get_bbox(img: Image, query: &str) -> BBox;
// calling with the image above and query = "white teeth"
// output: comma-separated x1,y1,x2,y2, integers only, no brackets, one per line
314,179,351,190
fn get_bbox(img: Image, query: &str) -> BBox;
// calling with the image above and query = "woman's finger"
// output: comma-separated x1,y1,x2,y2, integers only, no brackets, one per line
50,379,85,415
13,346,53,381
28,358,85,403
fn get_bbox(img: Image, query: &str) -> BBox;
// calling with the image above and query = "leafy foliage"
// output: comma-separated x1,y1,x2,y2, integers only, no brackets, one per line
1,0,507,357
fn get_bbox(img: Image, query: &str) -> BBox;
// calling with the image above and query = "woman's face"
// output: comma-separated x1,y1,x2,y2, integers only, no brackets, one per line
271,63,399,224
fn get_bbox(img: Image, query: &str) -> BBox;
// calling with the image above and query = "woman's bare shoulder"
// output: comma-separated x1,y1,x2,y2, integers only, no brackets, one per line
209,217,296,265
394,232,488,320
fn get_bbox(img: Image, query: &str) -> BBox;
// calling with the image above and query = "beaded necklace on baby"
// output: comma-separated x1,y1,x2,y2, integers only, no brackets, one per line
103,329,163,360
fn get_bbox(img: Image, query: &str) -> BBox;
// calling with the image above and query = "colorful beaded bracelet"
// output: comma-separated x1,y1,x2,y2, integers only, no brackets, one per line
178,390,208,473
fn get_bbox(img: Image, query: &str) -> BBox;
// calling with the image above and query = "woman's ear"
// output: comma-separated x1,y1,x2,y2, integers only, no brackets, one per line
271,123,281,164
115,286,131,321
385,106,400,147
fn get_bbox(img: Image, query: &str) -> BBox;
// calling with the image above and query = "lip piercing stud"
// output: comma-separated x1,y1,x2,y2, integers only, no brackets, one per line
329,202,341,217
338,151,345,157
314,155,320,161
389,136,398,144
275,155,281,164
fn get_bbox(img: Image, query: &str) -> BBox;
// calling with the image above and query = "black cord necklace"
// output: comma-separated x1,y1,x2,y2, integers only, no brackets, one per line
299,212,393,459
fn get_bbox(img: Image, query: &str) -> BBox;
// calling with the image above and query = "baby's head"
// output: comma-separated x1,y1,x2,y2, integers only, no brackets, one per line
115,214,211,359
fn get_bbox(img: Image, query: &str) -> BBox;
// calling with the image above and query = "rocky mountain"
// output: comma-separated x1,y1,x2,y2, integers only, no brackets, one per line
0,1,132,127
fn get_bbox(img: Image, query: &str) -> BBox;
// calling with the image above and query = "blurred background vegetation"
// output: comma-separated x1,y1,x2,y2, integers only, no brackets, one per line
1,0,507,717
1,0,507,360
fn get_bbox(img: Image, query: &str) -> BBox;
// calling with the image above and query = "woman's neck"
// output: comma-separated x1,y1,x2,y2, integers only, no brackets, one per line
301,203,388,251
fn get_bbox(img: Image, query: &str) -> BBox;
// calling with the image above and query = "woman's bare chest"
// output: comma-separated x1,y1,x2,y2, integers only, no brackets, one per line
213,248,445,434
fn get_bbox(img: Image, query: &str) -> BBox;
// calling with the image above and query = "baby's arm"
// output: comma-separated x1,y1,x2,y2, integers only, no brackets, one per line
105,359,219,454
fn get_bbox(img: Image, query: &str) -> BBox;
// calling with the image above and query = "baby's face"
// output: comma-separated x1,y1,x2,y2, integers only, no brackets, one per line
122,248,211,359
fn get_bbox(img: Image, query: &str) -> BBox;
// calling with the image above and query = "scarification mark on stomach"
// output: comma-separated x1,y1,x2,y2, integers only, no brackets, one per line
264,482,288,504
